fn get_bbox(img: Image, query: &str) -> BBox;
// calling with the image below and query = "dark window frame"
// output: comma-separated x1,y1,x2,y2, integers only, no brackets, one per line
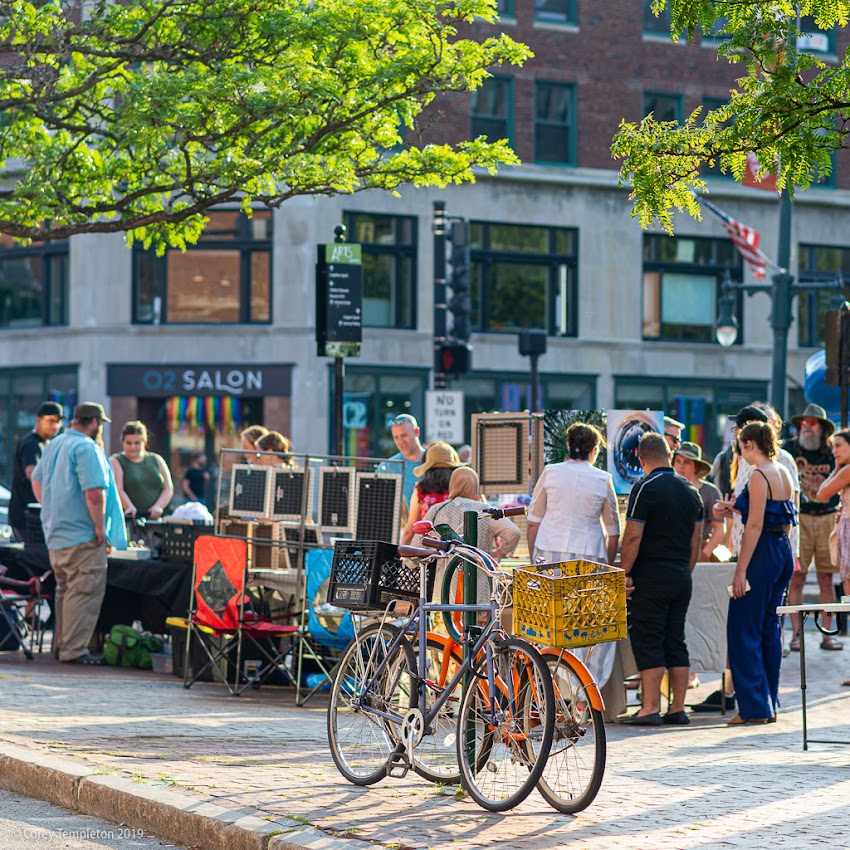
534,80,577,166
0,239,69,329
797,243,850,347
642,234,745,344
132,210,272,325
471,76,514,147
343,211,418,330
643,91,684,123
470,221,579,337
535,0,578,26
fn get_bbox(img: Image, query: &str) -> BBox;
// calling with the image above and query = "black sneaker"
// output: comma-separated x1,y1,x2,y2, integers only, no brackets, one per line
63,652,106,666
691,690,735,712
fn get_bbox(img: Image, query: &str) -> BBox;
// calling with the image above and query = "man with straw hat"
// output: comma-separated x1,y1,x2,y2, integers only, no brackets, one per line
785,403,842,650
673,442,726,563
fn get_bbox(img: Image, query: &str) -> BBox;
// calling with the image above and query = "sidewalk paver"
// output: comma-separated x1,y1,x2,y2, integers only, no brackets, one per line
1,623,849,850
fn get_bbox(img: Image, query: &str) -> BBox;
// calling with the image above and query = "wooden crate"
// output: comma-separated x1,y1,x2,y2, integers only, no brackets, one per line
216,520,288,570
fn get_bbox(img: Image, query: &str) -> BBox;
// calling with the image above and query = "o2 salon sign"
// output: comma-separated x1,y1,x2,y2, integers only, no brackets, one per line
107,364,292,398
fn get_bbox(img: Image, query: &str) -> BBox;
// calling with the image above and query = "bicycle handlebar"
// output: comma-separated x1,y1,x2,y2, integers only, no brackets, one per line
481,505,526,519
419,535,453,552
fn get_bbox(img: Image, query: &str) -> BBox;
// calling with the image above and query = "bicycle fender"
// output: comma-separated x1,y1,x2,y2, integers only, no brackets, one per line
540,647,605,713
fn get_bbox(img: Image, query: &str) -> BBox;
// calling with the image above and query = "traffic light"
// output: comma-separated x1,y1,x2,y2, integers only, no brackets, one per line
437,342,471,376
447,220,471,343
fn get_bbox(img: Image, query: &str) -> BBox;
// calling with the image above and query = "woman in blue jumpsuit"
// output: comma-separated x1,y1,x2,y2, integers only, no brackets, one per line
717,420,796,725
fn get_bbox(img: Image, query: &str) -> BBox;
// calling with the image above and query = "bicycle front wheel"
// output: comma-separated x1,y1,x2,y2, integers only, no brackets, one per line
327,622,415,786
537,650,606,813
456,637,555,812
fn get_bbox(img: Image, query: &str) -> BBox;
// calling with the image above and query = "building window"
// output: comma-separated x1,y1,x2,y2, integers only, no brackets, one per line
0,367,77,485
797,244,850,347
344,212,417,329
642,234,743,343
133,210,272,324
455,372,595,442
497,0,516,16
644,91,683,123
535,0,577,25
614,376,767,457
469,222,578,336
0,236,68,329
471,77,513,145
799,14,836,55
340,367,428,457
535,82,576,165
643,1,685,38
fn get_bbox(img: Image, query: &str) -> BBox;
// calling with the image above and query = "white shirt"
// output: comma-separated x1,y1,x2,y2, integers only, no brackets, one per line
528,460,621,561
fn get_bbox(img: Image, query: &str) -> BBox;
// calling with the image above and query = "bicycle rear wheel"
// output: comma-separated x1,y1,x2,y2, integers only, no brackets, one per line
537,650,606,813
327,622,415,786
456,637,555,812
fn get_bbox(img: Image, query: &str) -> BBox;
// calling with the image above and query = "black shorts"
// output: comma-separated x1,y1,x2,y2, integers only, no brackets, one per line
627,577,692,671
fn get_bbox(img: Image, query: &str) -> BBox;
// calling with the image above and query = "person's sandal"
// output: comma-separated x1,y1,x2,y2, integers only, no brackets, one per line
727,715,771,725
820,635,844,651
789,634,801,652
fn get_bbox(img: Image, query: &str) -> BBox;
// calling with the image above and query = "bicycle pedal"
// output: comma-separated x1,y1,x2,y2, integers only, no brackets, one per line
386,751,411,779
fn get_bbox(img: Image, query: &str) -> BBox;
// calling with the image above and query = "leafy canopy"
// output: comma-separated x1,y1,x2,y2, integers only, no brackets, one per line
612,1,850,232
0,0,530,248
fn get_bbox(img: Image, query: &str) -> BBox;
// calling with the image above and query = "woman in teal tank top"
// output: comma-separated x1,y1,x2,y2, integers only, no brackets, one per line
110,420,174,518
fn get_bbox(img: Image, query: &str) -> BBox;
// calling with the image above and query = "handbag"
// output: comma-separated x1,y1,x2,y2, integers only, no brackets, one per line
828,526,840,566
103,624,162,669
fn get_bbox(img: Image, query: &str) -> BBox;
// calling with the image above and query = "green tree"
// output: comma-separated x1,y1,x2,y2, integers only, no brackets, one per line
0,0,530,248
612,1,849,232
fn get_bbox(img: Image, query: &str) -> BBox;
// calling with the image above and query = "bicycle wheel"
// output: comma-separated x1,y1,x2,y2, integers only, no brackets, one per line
456,636,555,812
537,650,606,813
408,632,464,784
327,622,416,786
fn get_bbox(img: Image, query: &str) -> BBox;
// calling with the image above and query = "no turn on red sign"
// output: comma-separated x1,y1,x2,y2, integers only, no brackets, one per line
425,390,464,444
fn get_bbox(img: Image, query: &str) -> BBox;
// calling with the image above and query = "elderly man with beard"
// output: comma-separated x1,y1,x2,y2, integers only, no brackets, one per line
785,403,842,650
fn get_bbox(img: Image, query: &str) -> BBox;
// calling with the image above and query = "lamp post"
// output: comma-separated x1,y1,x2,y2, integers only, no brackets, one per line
714,195,843,420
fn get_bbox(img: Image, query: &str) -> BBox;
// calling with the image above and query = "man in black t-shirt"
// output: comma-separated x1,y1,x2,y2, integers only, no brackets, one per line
8,401,64,541
619,433,703,727
183,452,210,505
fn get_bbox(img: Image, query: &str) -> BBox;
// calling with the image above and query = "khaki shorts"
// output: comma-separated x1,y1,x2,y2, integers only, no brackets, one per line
799,512,839,574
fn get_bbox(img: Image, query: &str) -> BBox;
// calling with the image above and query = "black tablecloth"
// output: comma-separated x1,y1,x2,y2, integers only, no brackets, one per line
0,546,191,635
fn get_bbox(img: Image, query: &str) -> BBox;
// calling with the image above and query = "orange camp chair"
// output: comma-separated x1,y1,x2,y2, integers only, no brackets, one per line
184,535,298,696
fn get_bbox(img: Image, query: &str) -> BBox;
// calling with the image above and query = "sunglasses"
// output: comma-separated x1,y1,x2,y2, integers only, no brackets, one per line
665,433,682,446
800,417,821,427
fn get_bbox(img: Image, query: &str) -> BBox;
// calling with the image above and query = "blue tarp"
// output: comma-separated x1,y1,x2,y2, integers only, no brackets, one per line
803,349,844,420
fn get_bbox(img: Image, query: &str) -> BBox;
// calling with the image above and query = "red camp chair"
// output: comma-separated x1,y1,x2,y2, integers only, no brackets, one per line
184,535,298,696
0,565,52,659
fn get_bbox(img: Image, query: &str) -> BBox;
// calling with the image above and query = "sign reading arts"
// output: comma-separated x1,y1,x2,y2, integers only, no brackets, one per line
107,364,292,398
316,242,362,358
426,390,465,444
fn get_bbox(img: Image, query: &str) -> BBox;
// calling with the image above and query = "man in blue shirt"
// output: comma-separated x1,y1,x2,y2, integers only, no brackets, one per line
378,414,424,509
32,402,116,665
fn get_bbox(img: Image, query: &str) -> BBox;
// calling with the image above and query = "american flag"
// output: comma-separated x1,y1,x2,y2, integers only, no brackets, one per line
702,199,767,280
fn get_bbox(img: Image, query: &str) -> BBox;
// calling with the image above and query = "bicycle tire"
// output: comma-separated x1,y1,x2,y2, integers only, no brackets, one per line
408,633,465,784
456,636,555,812
537,651,606,813
327,622,416,786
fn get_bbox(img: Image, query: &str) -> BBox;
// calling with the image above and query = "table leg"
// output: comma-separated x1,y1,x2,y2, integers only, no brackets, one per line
800,612,808,750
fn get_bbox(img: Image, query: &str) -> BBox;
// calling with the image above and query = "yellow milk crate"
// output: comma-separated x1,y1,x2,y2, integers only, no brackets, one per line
512,560,626,648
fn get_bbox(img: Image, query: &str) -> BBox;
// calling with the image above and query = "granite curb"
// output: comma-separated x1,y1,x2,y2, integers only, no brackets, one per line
0,743,373,850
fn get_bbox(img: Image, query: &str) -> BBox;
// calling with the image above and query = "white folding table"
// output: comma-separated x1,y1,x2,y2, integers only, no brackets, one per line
775,601,850,749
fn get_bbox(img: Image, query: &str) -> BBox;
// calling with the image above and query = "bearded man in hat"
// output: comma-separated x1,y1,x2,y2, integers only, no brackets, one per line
785,403,842,650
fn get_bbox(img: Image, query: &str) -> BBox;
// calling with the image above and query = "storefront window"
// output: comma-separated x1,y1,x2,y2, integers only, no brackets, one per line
0,368,77,486
614,376,767,457
341,368,428,458
133,210,272,324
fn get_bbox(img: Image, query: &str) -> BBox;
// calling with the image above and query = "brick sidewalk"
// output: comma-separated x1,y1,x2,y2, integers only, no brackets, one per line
1,627,849,850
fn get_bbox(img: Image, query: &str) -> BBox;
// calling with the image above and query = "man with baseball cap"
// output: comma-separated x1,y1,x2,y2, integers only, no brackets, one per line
32,401,125,665
8,401,64,542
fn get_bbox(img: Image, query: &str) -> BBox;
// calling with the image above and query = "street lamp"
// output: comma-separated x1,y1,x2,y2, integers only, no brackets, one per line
713,197,843,419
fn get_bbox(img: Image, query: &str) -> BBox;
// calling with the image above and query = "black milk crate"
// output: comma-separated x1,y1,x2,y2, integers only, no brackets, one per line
161,523,211,564
328,540,434,611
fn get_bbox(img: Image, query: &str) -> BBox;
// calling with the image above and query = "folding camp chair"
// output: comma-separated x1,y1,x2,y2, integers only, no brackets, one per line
0,565,52,659
294,547,355,706
184,535,298,696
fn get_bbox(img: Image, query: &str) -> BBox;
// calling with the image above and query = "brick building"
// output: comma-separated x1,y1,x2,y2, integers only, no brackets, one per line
0,0,848,483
